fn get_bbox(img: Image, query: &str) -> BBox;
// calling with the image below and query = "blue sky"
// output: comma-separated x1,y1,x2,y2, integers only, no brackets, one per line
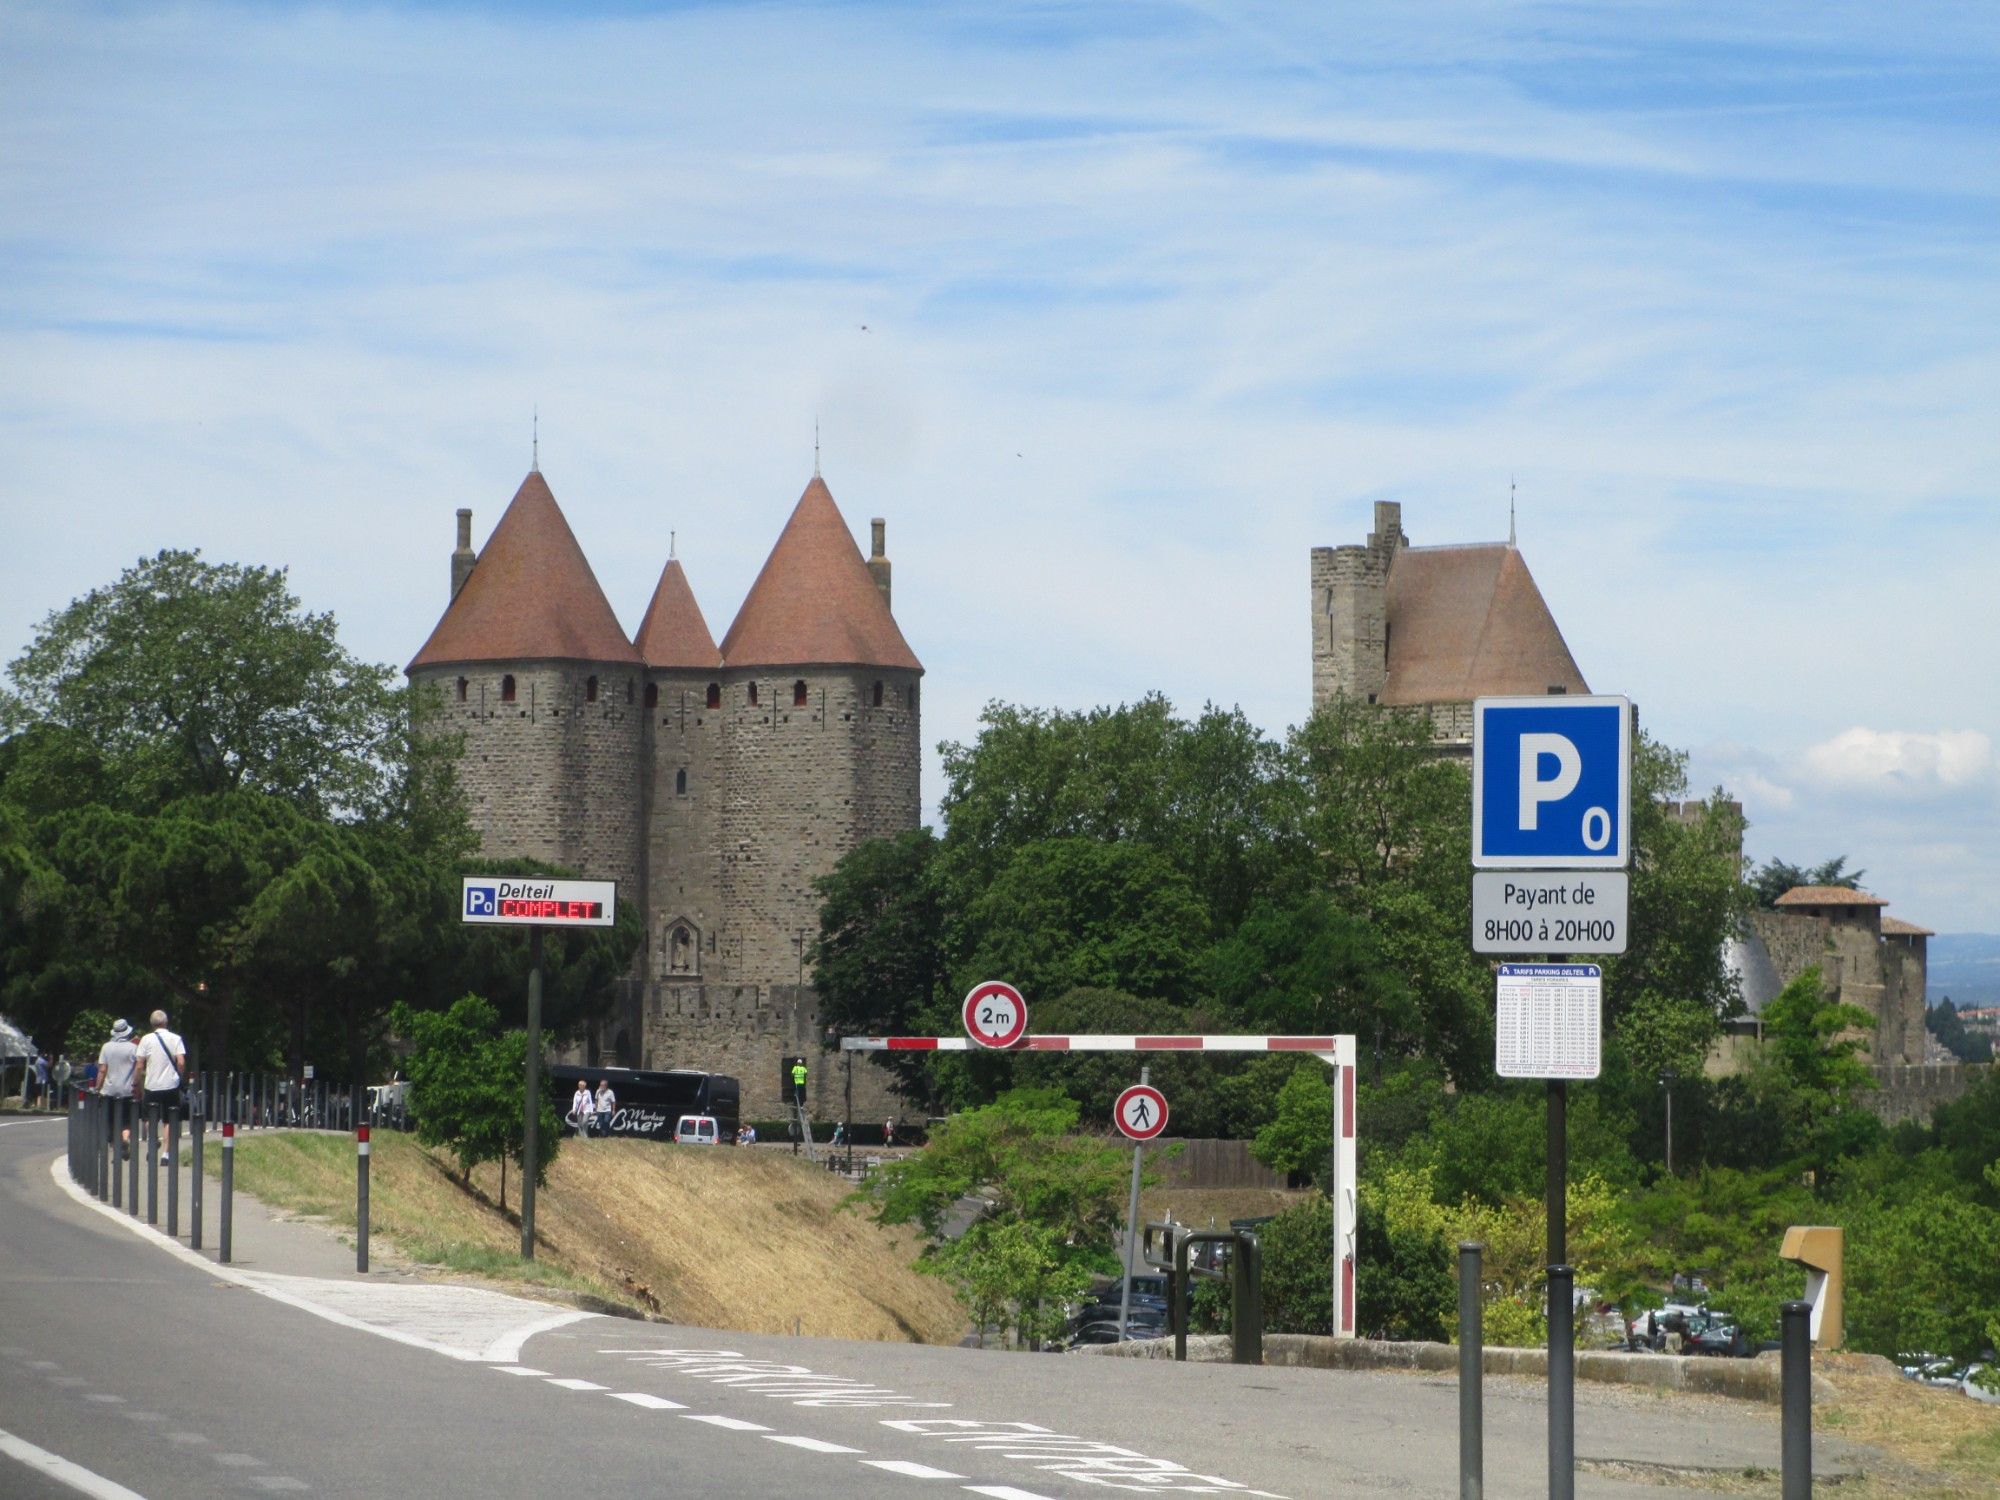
4,1,1997,929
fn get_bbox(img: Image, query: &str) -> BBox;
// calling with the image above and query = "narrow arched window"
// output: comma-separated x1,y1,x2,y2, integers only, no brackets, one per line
748,682,759,707
625,679,634,703
907,683,918,711
456,677,468,702
706,683,721,709
501,674,517,703
793,679,808,706
644,682,659,708
586,675,599,703
871,680,884,707
675,769,687,795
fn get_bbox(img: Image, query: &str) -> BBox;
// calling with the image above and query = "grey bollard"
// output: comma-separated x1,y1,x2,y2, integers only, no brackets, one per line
1232,1231,1263,1365
189,1107,204,1250
1548,1264,1574,1500
219,1122,235,1263
145,1103,159,1225
127,1098,140,1215
1459,1242,1483,1500
1781,1300,1811,1500
356,1124,371,1273
165,1113,180,1237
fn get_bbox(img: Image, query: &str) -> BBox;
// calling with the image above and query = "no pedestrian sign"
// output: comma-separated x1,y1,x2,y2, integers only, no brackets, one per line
962,980,1028,1049
1114,1084,1169,1140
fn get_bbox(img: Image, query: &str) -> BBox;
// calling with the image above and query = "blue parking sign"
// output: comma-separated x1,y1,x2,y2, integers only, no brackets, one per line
1472,697,1631,869
465,884,498,917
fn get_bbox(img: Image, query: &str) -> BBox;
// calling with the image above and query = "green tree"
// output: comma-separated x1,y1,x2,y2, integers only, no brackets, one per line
958,838,1206,1006
2,550,404,818
1754,966,1879,1178
1206,891,1414,1046
1251,1062,1334,1179
63,1008,115,1060
1927,999,1995,1065
389,994,561,1213
1749,855,1862,910
810,827,944,1046
922,1217,1094,1350
1259,1192,1335,1334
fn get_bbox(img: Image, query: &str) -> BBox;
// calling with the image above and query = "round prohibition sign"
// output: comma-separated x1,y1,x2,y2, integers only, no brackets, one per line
962,980,1029,1049
1113,1083,1170,1141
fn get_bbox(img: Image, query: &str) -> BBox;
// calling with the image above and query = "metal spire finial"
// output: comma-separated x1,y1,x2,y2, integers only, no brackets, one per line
814,418,821,478
532,407,539,473
1509,477,1516,548
670,529,676,561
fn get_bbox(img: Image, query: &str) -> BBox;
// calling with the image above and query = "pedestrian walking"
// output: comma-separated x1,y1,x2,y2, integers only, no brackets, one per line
593,1079,617,1136
135,1011,187,1164
883,1119,896,1148
98,1019,139,1157
570,1079,594,1136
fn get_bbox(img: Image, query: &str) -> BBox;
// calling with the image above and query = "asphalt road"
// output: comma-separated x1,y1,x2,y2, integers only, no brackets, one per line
1,1115,1844,1500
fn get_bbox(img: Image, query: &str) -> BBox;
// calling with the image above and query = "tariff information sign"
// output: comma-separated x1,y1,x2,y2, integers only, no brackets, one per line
1472,872,1628,955
462,876,617,927
1496,963,1602,1080
962,980,1029,1049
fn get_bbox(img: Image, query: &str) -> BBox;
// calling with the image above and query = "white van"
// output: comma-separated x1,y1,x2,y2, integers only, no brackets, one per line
673,1114,720,1145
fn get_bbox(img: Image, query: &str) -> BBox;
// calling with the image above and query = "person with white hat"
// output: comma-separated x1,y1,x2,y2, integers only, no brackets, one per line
97,1018,139,1156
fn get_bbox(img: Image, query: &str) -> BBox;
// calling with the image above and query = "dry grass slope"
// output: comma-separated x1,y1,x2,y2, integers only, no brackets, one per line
218,1132,966,1345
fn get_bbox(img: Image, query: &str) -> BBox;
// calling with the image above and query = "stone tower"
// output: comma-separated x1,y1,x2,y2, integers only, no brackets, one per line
709,475,924,988
1310,500,1588,751
634,554,724,986
407,470,644,894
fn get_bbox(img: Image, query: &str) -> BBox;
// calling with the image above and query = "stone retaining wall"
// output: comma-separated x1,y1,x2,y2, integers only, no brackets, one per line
1077,1334,1856,1405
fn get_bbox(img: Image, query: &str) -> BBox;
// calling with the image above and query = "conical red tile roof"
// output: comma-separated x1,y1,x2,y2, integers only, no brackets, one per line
408,471,641,670
635,558,721,670
719,477,922,671
1377,544,1586,704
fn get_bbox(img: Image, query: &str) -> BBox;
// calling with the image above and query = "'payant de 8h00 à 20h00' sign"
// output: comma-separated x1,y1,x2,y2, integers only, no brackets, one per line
1472,696,1632,870
962,980,1029,1049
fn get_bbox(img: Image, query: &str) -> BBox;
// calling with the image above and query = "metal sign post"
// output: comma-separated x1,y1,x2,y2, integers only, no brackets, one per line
1113,1069,1163,1343
1471,695,1631,1500
459,876,617,1262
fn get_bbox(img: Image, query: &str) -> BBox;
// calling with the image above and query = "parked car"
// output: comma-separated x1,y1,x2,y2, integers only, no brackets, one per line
672,1114,721,1145
1898,1351,1966,1388
1683,1315,1753,1358
1961,1365,2000,1404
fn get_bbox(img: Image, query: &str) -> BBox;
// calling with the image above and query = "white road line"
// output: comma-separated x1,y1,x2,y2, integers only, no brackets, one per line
862,1460,968,1479
765,1435,864,1454
609,1393,686,1410
0,1425,151,1500
963,1489,1060,1500
682,1415,771,1432
493,1366,551,1377
544,1378,607,1391
249,1479,309,1492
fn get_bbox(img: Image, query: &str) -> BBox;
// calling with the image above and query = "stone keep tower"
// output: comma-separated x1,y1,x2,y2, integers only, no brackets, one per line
410,464,922,1120
407,470,644,894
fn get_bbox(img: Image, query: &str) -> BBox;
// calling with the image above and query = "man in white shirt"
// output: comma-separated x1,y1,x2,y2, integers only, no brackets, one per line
136,1010,187,1164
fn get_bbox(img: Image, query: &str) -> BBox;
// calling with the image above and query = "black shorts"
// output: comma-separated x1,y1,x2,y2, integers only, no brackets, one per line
142,1091,182,1123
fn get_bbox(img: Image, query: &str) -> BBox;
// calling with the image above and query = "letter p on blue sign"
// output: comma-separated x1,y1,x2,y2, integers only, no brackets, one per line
1472,696,1631,869
465,885,497,917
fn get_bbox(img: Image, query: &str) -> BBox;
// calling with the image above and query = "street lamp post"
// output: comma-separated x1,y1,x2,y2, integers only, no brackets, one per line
1658,1070,1676,1177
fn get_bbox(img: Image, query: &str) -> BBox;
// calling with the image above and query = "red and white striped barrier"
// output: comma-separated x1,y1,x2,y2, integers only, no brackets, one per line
840,1031,1359,1339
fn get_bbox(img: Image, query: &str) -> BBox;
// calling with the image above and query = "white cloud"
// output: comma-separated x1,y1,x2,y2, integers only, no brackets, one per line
1800,728,1994,796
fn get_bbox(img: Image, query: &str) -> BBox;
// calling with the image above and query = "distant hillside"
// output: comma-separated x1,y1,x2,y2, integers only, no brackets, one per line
1928,933,2000,1008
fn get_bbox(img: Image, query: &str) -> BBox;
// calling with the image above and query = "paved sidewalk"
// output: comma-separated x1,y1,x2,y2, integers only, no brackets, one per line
45,1129,595,1363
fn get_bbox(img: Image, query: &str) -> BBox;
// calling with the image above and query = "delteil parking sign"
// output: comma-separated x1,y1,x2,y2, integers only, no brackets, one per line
1472,696,1631,869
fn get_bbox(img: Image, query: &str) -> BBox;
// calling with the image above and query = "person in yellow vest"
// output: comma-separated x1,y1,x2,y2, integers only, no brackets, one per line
790,1058,808,1107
